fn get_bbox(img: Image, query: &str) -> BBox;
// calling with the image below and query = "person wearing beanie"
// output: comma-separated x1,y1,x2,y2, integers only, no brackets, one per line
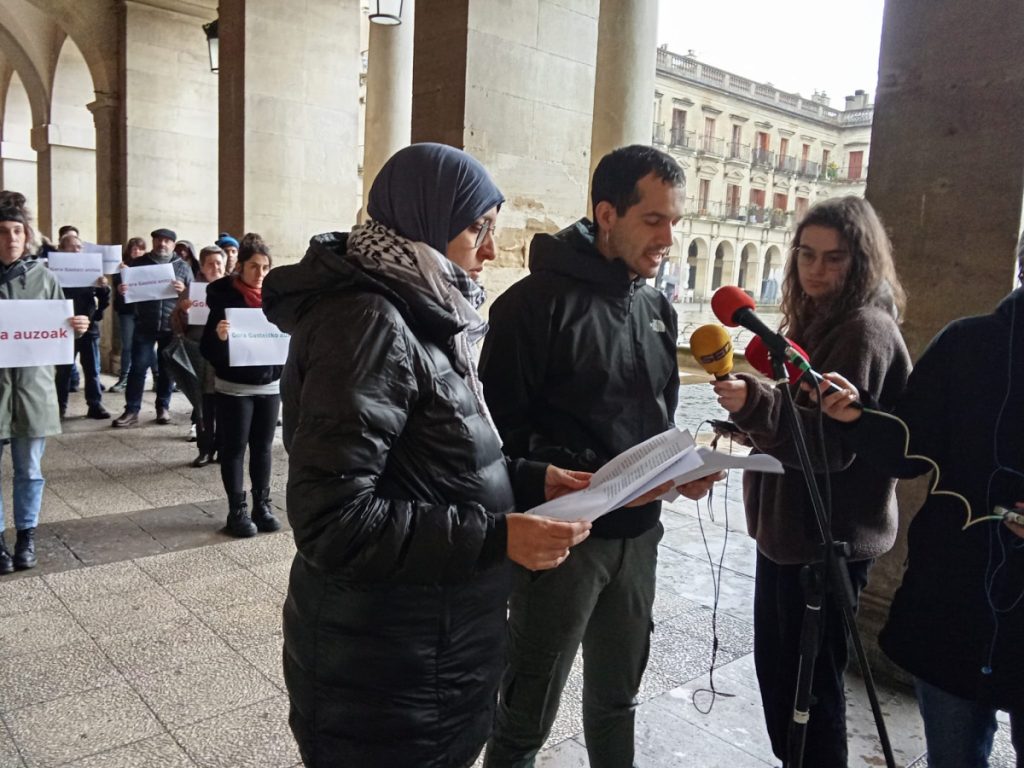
112,227,191,427
215,233,240,274
0,192,89,573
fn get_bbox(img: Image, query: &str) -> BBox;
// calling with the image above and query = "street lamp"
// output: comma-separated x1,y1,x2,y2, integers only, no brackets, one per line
368,0,403,25
202,18,219,73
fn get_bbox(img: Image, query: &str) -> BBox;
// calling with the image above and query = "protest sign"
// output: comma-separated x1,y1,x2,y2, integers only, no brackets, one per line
48,252,103,288
81,244,123,274
225,307,289,366
0,299,75,368
122,263,178,303
187,282,209,326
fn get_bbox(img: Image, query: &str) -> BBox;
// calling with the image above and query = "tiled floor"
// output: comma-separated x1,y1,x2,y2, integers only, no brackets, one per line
0,376,1016,767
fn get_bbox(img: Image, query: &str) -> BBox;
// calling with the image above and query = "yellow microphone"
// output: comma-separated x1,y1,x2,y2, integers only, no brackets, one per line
690,324,734,380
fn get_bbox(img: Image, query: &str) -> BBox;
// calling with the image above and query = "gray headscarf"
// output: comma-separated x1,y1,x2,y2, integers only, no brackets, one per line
367,143,504,255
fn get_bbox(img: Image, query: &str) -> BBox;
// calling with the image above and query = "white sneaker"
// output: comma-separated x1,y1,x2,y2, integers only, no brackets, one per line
187,424,197,442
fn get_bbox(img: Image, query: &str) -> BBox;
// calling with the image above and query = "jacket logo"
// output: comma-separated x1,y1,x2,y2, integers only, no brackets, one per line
649,319,667,333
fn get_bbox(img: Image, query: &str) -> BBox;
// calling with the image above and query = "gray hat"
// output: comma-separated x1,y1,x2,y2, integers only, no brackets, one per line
151,228,177,242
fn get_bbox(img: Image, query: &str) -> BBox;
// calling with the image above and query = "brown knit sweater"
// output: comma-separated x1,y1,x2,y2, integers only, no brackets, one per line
731,304,912,564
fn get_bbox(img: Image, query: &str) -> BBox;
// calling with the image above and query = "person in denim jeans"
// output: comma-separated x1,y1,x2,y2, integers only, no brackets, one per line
112,228,191,428
109,237,148,394
0,192,89,572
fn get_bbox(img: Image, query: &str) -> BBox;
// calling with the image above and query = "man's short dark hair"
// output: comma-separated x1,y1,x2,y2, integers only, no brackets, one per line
58,224,78,238
591,145,685,217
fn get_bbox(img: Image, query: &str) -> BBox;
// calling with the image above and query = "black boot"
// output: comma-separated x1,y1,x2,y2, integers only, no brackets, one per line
0,533,13,575
13,528,36,570
250,488,281,533
226,492,257,538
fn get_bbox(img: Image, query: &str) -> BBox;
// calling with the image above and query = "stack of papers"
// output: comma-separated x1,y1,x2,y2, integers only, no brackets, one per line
526,427,784,522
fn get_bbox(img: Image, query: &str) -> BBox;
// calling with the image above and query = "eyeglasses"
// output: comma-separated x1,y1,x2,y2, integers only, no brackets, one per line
792,245,850,272
472,221,497,249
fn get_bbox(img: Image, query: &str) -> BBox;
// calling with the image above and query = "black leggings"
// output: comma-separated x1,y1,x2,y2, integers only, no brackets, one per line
216,392,280,496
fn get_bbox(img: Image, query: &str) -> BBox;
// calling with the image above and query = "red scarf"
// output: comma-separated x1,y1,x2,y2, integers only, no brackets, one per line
234,275,263,308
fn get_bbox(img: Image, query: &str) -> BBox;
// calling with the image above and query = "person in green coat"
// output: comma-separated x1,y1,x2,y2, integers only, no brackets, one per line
0,192,88,573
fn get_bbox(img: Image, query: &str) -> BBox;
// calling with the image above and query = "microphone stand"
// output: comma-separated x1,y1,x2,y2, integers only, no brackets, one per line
767,351,896,768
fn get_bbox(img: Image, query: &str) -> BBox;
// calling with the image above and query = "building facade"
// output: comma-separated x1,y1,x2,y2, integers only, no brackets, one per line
653,46,873,303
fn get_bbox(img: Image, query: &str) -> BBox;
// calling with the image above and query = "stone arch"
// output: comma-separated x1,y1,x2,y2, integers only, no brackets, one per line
761,244,784,303
712,239,735,290
2,68,37,204
47,33,96,240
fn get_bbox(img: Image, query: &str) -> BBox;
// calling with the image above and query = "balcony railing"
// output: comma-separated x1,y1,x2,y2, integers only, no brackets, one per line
751,147,775,167
798,159,820,178
726,141,749,161
697,135,724,156
669,128,695,151
652,122,665,146
679,200,797,229
822,165,869,183
776,154,797,173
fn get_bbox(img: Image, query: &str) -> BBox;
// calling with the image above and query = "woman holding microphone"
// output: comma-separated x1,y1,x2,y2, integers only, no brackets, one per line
711,197,911,766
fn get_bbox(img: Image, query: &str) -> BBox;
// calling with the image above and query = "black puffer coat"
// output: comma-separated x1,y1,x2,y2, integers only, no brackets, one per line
126,253,192,335
200,275,282,386
262,232,547,768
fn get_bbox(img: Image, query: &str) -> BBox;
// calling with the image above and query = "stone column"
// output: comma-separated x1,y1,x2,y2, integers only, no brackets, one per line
219,0,361,259
412,0,600,301
856,0,1024,681
588,0,658,185
693,254,712,300
362,0,415,218
744,253,765,298
30,125,53,240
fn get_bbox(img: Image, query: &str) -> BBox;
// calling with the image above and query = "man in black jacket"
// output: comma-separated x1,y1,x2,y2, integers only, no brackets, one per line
481,146,718,768
113,228,190,427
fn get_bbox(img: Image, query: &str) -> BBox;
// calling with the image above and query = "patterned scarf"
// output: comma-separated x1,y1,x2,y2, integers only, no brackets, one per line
347,219,498,439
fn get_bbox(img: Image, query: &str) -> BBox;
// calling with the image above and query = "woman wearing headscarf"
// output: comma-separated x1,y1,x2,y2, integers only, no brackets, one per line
262,144,593,768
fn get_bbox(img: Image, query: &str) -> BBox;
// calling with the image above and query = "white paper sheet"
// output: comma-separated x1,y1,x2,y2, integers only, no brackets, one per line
47,252,103,288
122,263,178,303
82,244,123,274
0,300,75,367
659,447,784,502
225,307,290,366
527,428,704,523
187,282,209,326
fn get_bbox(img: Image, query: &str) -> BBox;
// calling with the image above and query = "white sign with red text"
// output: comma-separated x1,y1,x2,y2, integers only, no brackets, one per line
48,252,103,288
187,282,209,326
0,299,75,368
122,263,178,303
225,308,289,366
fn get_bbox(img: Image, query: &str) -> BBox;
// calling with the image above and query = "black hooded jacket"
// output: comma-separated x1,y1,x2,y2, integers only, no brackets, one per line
479,219,679,539
842,288,1024,709
261,232,546,768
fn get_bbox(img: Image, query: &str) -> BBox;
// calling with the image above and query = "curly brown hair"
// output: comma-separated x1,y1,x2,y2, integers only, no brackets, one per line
780,196,906,351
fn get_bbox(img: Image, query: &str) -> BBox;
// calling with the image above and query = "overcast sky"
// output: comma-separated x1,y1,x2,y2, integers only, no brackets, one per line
657,0,886,106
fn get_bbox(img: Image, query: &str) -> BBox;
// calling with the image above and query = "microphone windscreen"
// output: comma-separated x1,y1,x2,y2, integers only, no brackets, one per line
745,335,810,383
711,285,756,327
690,324,734,378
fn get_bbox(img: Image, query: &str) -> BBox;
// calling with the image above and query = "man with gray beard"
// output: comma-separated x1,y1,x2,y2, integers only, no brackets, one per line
112,228,191,427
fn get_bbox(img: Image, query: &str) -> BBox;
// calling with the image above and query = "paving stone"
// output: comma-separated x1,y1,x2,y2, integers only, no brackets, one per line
236,636,286,692
130,651,280,729
215,533,295,569
134,547,241,586
0,639,120,711
201,599,284,650
49,516,166,566
44,561,158,602
165,569,280,614
5,683,162,768
0,720,25,768
0,608,89,659
174,695,300,767
660,518,758,578
127,505,232,551
246,558,292,595
0,531,82,580
65,586,190,639
0,579,62,618
59,733,195,768
45,480,151,517
657,547,755,621
95,615,230,677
